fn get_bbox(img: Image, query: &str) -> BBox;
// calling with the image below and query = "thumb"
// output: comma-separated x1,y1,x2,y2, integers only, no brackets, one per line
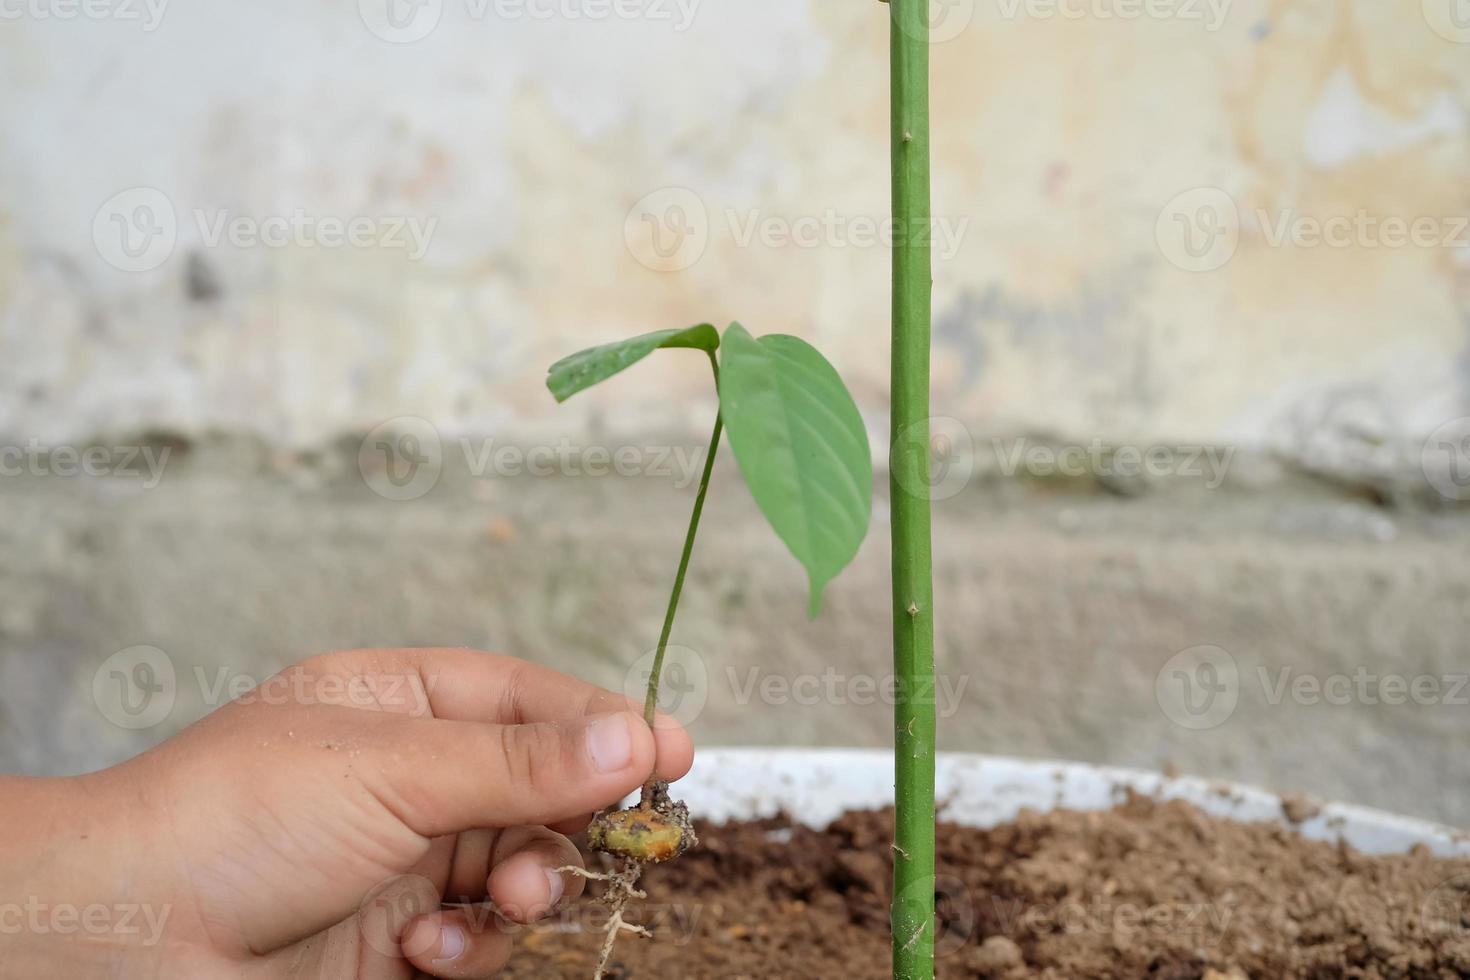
367,710,656,837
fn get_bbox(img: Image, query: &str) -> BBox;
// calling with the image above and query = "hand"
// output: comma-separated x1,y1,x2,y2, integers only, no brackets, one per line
0,647,693,979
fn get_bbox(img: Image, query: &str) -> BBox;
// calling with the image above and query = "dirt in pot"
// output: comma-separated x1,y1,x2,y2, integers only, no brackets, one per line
505,792,1470,980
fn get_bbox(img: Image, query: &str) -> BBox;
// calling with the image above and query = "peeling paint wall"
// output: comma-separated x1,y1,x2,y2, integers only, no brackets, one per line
1,0,1467,452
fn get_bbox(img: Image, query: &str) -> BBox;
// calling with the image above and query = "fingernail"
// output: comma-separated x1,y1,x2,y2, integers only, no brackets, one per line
545,867,566,908
435,923,466,963
587,713,633,773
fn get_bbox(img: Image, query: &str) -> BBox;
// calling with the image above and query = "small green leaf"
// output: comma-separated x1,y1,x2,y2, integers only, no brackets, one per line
718,323,873,617
547,324,719,403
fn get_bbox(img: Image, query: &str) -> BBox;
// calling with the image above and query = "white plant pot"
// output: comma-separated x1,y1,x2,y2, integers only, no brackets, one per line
663,749,1469,858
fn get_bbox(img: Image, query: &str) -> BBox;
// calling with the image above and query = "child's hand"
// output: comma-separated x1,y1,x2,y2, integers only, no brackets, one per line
1,647,693,979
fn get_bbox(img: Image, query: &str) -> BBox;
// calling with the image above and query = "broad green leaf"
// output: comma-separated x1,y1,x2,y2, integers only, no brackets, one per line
718,323,873,617
547,324,719,403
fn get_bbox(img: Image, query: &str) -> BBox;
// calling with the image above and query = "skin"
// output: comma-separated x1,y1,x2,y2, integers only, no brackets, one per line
0,647,694,979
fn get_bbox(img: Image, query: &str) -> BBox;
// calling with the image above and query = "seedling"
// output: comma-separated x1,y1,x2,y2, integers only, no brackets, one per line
546,320,873,976
544,5,938,976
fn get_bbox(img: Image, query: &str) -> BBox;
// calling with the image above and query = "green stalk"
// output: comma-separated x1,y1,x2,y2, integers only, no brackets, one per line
888,1,936,978
642,354,722,729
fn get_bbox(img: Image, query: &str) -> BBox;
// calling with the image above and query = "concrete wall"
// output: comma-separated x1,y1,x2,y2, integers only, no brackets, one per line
2,2,1469,827
2,0,1466,451
3,451,1469,826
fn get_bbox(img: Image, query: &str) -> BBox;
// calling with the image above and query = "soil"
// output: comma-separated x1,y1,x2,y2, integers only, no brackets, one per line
504,793,1470,979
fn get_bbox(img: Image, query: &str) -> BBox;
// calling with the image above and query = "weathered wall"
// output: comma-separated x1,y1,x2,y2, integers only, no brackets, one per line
2,2,1469,826
2,0,1467,452
2,455,1468,825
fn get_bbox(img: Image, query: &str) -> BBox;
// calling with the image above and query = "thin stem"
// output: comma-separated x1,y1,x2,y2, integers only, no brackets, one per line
889,1,936,979
642,353,722,730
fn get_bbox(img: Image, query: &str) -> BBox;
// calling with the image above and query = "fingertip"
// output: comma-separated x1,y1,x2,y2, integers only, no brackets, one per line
589,710,658,780
629,709,661,769
487,843,584,924
404,909,512,979
649,712,695,781
403,912,464,964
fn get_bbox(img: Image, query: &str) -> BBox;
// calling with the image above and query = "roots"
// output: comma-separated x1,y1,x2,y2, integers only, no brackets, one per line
561,780,699,979
557,859,648,980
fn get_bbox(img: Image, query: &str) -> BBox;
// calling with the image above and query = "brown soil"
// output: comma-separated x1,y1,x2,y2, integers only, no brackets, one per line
504,793,1470,979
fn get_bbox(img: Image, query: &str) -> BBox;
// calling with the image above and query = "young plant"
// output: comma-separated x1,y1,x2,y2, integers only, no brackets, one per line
546,320,873,976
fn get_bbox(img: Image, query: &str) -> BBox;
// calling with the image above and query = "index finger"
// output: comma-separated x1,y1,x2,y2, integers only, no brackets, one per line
317,647,695,783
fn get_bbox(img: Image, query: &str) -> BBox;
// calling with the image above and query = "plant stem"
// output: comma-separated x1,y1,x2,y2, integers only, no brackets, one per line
642,354,723,732
888,2,936,979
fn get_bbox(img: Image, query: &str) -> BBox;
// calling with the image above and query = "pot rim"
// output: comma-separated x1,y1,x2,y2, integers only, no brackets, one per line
659,748,1469,858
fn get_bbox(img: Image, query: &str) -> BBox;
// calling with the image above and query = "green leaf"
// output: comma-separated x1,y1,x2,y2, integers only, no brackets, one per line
547,324,719,403
718,323,873,617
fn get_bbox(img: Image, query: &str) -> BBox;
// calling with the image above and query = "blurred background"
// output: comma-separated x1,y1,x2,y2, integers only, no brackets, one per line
1,1,1468,825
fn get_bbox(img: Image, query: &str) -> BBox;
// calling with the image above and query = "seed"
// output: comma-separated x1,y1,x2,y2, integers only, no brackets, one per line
588,807,692,864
